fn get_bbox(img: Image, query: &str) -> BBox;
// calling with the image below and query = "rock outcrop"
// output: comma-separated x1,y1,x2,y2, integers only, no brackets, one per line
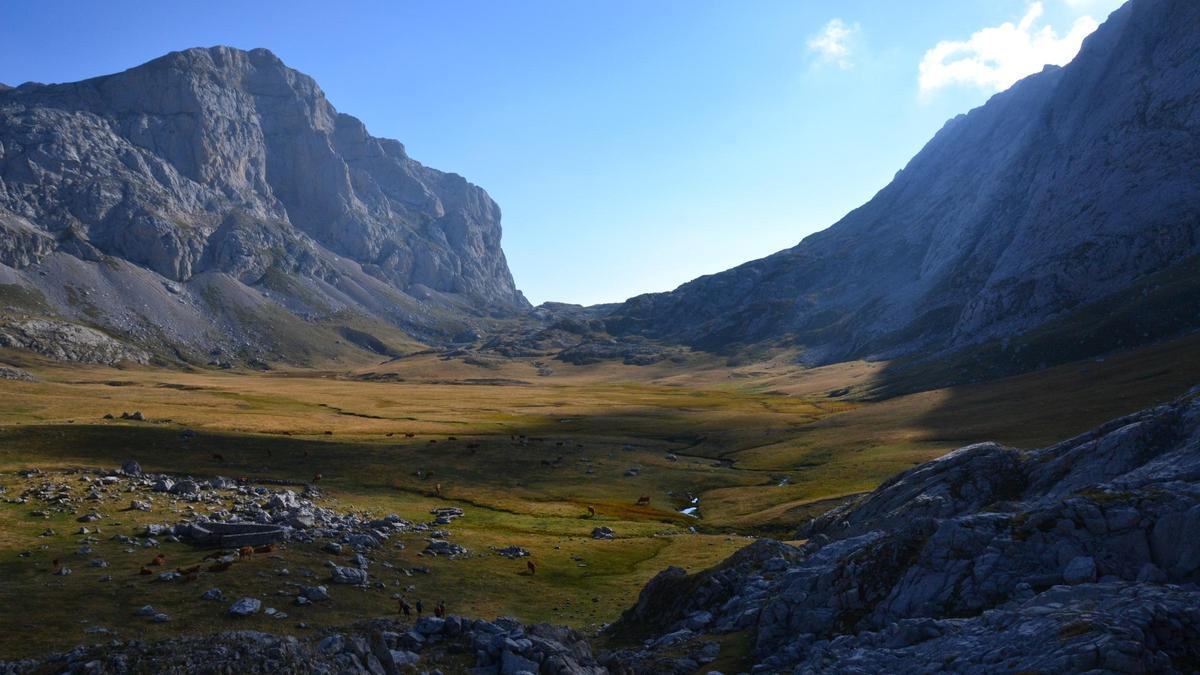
605,386,1200,673
0,46,528,363
0,616,606,674
0,319,149,364
609,0,1200,371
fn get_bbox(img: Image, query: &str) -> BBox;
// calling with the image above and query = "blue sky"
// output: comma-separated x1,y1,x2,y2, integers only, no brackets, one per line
0,0,1124,305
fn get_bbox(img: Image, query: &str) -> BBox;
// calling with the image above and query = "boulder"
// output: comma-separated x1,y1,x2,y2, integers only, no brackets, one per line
330,566,368,585
229,597,262,617
1062,556,1098,584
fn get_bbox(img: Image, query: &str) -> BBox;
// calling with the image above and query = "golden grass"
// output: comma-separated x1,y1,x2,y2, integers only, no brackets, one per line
0,332,1196,656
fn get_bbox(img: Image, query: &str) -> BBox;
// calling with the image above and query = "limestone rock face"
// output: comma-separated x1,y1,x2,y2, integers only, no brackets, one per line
0,319,149,364
606,386,1200,673
0,46,527,362
609,0,1200,365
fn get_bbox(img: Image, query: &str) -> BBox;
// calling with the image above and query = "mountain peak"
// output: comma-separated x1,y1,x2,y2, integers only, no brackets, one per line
608,0,1200,373
0,46,528,364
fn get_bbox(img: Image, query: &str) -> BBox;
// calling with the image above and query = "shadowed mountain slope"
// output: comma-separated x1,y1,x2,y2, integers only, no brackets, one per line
609,0,1200,367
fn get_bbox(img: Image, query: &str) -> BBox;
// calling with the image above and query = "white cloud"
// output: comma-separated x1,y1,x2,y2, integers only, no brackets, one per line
1061,0,1122,10
808,18,861,70
918,2,1101,95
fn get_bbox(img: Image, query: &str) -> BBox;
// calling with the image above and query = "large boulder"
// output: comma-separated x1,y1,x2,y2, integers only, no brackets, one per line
228,597,261,617
329,565,368,586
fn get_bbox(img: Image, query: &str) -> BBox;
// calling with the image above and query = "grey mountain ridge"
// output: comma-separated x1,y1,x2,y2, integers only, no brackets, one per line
608,0,1200,367
1,0,1198,374
0,46,527,362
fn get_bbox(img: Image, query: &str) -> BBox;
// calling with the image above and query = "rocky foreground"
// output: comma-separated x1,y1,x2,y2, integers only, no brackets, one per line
608,385,1200,673
0,616,605,675
5,387,1200,674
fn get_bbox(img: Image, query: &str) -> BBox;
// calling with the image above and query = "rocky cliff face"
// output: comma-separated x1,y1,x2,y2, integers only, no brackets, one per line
0,47,527,363
607,385,1200,673
609,0,1200,366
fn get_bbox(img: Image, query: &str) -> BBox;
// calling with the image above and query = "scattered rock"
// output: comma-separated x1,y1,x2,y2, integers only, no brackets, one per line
492,545,530,559
0,365,34,381
229,597,262,617
423,540,469,557
330,566,368,586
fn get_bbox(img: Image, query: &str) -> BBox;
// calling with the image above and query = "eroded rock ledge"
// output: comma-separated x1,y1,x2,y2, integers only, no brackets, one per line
604,386,1200,673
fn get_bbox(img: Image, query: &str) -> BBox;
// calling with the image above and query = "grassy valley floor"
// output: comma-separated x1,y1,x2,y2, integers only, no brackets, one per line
0,333,1198,659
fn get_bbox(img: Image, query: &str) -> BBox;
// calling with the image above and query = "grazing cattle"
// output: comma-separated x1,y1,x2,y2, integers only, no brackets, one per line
448,436,457,441
587,506,596,517
139,566,153,575
208,560,232,573
435,483,442,497
399,598,412,617
636,496,651,506
527,560,537,575
149,553,166,566
312,472,323,483
404,433,415,438
255,544,276,554
238,546,254,559
386,432,395,437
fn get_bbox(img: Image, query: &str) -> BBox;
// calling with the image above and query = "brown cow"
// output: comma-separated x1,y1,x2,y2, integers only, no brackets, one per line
636,496,651,506
587,505,596,518
312,472,323,483
238,546,254,559
435,483,442,497
149,553,166,566
139,566,154,575
255,544,276,554
527,560,537,575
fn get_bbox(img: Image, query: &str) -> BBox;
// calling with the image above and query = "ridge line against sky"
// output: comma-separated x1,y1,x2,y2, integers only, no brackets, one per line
0,0,1124,306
